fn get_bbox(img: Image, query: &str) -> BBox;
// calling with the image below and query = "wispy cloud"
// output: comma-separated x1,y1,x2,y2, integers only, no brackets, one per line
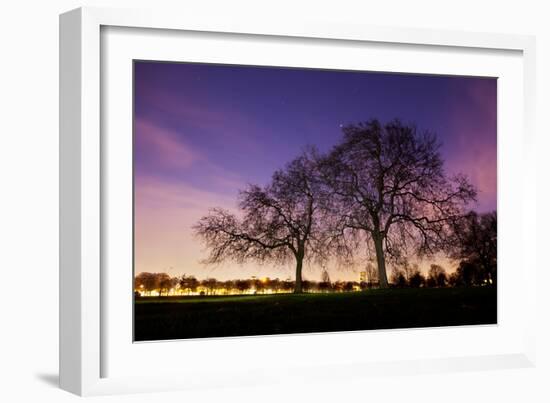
137,83,266,155
135,174,238,213
135,118,199,169
134,117,249,194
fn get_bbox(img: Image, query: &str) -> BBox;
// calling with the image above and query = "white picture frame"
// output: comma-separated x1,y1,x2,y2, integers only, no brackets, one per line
59,6,537,396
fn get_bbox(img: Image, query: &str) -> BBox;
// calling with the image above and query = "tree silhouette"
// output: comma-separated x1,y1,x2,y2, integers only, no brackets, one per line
186,275,200,294
194,151,330,293
252,278,265,294
451,260,479,286
134,272,158,296
364,261,378,286
318,269,332,292
343,281,355,292
156,273,172,296
202,278,218,295
222,280,235,295
235,279,249,294
451,211,497,285
270,278,282,293
409,271,425,288
320,119,476,287
390,267,408,288
427,264,447,287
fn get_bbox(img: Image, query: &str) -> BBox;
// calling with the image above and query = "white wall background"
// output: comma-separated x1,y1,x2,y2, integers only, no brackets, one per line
0,1,548,402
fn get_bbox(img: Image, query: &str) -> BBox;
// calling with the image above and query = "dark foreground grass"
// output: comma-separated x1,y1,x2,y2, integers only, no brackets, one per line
134,287,496,341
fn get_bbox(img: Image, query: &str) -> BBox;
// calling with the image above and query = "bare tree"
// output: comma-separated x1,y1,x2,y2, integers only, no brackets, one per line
365,261,378,286
202,278,218,295
320,119,476,287
156,273,172,296
450,260,483,286
451,211,497,286
194,151,329,293
223,280,235,295
409,270,425,288
343,281,355,292
252,278,265,294
427,264,447,287
235,279,249,294
398,260,417,283
134,272,158,296
390,267,407,288
270,278,282,293
281,280,294,293
179,274,200,295
318,269,332,292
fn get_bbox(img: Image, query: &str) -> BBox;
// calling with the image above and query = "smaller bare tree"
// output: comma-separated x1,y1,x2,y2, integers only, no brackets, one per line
365,261,378,286
194,150,330,293
202,278,218,295
134,272,158,296
427,264,447,287
156,273,172,296
451,211,497,286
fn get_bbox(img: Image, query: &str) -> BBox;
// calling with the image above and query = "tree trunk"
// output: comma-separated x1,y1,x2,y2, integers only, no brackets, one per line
294,256,303,293
373,232,389,288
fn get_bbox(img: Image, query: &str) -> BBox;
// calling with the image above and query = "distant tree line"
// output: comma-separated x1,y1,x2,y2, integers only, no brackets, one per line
193,119,495,292
134,272,380,296
135,226,496,298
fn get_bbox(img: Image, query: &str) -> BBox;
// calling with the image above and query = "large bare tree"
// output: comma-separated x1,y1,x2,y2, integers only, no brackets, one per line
320,119,476,288
193,150,328,293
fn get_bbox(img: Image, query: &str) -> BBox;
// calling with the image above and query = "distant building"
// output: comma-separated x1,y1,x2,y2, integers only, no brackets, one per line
359,271,367,282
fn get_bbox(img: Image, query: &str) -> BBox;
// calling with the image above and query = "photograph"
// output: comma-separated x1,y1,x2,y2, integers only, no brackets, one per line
133,61,497,342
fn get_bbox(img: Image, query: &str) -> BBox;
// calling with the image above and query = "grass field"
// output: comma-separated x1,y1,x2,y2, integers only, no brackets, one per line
134,287,496,341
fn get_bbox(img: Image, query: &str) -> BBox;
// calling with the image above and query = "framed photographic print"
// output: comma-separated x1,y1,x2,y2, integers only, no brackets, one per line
132,60,497,342
60,7,537,396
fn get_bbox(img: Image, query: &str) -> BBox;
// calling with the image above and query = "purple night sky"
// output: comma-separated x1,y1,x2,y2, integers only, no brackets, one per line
134,61,497,281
